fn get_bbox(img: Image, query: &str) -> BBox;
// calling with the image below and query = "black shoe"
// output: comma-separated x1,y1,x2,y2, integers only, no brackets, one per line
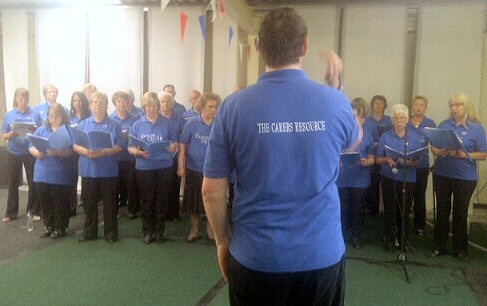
40,229,53,238
458,253,469,262
430,249,447,257
143,234,155,245
50,230,65,239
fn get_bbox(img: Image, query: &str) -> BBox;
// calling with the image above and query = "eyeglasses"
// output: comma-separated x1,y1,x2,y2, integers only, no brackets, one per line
449,103,464,108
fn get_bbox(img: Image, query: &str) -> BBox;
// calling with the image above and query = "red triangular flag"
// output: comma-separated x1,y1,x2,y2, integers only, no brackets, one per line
180,13,188,44
219,0,225,19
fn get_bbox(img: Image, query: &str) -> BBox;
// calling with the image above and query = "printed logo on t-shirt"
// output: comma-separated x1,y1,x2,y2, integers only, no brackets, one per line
194,133,209,145
141,133,165,142
257,120,326,134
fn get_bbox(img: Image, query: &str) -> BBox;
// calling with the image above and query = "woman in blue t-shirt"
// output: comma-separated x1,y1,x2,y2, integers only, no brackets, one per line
337,98,375,249
29,103,75,239
178,93,221,242
430,93,487,261
128,92,178,244
2,88,41,223
376,104,423,253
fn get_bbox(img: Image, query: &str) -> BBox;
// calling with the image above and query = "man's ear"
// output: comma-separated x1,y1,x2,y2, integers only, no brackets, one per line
301,38,309,57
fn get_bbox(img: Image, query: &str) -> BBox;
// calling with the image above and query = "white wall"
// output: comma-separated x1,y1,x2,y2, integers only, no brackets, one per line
342,5,407,111
3,10,29,111
212,16,239,100
149,6,205,108
297,5,337,84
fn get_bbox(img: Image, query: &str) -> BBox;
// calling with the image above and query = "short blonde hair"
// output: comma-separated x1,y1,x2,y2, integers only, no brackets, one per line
391,103,409,117
413,95,428,106
42,84,58,98
112,91,130,106
199,93,222,109
91,91,108,107
141,92,160,112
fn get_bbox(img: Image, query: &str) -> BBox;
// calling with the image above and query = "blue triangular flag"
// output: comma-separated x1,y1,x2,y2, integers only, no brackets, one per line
229,26,234,47
199,14,206,41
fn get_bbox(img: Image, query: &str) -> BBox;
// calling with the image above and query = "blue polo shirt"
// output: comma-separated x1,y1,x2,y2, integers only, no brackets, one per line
31,125,76,186
2,107,41,156
182,108,199,121
204,69,360,273
433,119,487,181
179,115,212,173
164,112,184,142
408,116,436,169
377,127,423,182
76,116,123,178
129,115,178,170
109,111,138,161
364,115,393,145
129,106,144,120
337,132,374,188
173,101,186,118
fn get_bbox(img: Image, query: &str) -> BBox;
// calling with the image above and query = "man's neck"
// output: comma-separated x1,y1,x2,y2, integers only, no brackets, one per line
265,63,301,72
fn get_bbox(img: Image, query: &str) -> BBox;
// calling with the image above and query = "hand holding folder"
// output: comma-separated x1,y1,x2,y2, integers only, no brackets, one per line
340,151,361,165
70,127,114,151
12,121,36,139
129,134,174,160
422,127,472,161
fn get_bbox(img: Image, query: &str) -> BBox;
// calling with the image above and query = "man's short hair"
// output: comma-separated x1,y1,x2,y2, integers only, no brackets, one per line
257,7,307,68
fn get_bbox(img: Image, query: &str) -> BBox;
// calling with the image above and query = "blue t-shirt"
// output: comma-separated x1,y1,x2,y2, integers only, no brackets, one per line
129,115,178,170
179,115,212,172
109,111,138,161
182,108,199,121
173,101,186,118
364,114,393,145
337,132,374,188
408,116,436,169
204,69,360,273
2,107,41,156
76,116,123,178
164,112,184,142
31,125,76,186
433,119,487,181
34,102,51,122
129,106,144,120
377,127,423,182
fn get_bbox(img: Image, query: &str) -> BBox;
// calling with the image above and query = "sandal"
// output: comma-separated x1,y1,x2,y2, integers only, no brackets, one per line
33,215,41,222
186,234,200,243
2,217,11,223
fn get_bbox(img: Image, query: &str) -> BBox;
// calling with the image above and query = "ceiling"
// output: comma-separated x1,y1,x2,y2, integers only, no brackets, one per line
0,0,375,9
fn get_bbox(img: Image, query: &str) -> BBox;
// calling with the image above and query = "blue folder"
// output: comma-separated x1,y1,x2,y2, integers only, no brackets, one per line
69,127,114,150
28,125,72,152
129,134,174,160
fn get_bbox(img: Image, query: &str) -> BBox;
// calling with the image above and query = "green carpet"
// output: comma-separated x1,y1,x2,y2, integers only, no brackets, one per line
0,214,486,305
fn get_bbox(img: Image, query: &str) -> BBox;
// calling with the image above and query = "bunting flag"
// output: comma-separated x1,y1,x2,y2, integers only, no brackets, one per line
210,0,216,22
219,0,225,19
199,14,207,41
180,13,188,44
229,26,234,47
160,0,170,13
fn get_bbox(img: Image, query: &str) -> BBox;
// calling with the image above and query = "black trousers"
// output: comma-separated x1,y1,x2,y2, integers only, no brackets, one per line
36,183,71,232
413,167,430,232
338,187,366,242
5,152,39,218
136,168,171,235
228,253,345,306
81,177,118,241
433,174,476,255
381,176,415,246
366,166,381,215
117,160,139,214
166,160,181,220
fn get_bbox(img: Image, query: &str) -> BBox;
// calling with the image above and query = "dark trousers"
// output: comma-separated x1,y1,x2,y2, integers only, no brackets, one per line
166,159,181,220
228,253,345,306
433,174,476,255
136,168,171,236
5,152,38,218
117,160,139,214
36,183,71,232
366,166,381,215
413,167,430,232
381,176,415,245
338,187,366,242
81,177,118,241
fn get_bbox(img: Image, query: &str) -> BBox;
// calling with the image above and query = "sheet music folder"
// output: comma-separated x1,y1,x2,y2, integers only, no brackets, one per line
28,125,72,152
129,134,173,160
384,145,428,160
340,151,361,165
422,127,472,161
69,127,114,150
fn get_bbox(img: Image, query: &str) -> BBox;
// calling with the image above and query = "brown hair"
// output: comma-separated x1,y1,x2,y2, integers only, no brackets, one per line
199,93,222,109
257,7,307,68
13,87,29,108
45,103,69,128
